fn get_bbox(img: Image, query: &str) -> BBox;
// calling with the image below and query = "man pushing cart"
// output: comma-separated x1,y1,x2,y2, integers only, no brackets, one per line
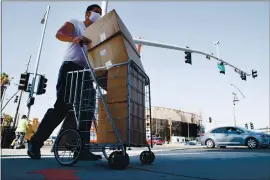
28,4,155,170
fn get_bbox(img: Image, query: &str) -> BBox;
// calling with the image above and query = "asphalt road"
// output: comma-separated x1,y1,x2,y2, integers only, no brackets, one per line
1,146,270,180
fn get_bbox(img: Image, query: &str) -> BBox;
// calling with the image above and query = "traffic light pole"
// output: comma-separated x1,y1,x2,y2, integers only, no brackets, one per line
133,38,253,77
27,6,50,120
1,90,20,111
14,55,31,123
102,1,254,78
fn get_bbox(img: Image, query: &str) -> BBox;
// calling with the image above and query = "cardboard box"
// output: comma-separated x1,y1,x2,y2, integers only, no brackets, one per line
87,34,144,71
96,97,147,145
83,9,144,72
105,65,146,104
84,9,139,56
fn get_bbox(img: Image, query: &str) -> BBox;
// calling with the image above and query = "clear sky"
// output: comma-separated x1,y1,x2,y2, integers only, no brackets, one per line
2,1,269,135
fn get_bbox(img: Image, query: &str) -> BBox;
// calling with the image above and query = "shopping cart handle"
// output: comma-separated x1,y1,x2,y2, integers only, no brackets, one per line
79,36,91,47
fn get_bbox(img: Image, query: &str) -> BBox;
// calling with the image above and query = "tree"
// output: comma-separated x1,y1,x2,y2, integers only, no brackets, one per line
1,113,13,127
1,73,10,99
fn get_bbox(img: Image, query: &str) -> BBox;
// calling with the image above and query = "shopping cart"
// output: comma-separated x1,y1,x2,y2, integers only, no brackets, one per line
53,39,155,170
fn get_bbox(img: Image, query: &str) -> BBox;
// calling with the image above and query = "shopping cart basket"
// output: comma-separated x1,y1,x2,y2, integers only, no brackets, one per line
53,40,155,170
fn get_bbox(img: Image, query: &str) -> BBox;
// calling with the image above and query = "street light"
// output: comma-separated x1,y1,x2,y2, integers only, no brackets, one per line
232,92,239,126
214,41,220,59
27,5,50,119
231,84,245,126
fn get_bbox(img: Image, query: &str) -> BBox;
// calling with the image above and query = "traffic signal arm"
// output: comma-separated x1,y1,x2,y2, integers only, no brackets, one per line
133,38,253,77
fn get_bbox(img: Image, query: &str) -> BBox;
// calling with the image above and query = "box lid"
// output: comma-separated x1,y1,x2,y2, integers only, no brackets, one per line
83,9,140,57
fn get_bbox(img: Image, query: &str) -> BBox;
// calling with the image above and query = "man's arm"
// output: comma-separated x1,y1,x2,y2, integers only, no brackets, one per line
55,22,75,42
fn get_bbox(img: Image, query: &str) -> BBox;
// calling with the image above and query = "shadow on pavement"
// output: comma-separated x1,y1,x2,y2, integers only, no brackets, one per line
2,150,270,180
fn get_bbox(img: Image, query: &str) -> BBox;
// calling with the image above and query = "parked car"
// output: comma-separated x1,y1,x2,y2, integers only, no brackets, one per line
147,137,165,145
200,126,269,149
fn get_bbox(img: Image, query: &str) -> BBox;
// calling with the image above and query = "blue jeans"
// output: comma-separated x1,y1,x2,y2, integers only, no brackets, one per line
31,61,95,149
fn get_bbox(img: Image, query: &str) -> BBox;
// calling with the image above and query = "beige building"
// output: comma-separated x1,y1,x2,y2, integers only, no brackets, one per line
146,106,202,139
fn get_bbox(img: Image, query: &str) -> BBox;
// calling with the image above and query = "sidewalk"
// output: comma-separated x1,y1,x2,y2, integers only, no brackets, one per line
161,143,205,150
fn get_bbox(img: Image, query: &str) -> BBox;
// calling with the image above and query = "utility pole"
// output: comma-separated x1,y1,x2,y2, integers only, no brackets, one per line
155,119,158,136
187,122,190,141
168,118,172,144
14,55,31,123
27,6,50,120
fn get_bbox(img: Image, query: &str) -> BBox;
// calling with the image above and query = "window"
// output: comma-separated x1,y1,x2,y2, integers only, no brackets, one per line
225,127,243,133
211,128,225,134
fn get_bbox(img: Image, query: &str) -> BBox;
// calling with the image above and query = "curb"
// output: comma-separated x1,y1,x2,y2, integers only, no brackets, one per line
168,146,206,151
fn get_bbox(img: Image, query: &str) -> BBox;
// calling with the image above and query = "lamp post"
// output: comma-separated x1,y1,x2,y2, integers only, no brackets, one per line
101,1,108,16
231,84,245,126
214,41,220,59
27,5,50,120
232,92,239,126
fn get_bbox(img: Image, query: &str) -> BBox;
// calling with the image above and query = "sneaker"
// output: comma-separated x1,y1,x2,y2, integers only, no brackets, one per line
78,150,102,161
27,143,41,159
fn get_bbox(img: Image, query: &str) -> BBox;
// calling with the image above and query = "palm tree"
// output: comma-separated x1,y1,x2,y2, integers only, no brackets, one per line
1,113,13,127
1,73,10,100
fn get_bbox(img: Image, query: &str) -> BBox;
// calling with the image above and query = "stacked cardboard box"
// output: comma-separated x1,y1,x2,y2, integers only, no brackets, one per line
83,10,147,145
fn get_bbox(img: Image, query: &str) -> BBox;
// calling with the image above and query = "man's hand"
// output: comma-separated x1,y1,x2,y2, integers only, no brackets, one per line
72,36,91,45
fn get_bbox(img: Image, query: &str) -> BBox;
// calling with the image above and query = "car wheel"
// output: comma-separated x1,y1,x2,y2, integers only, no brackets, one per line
246,138,258,149
206,139,215,148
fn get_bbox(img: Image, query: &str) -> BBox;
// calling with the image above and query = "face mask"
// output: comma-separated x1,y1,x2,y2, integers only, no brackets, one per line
89,11,101,23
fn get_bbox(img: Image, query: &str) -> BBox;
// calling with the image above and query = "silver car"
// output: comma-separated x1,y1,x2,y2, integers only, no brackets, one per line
200,126,269,149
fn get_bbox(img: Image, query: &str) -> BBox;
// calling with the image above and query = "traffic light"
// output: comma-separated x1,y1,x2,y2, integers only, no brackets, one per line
18,73,30,91
36,75,48,95
250,122,254,129
245,123,248,129
27,84,32,93
240,72,246,81
27,97,35,108
251,69,258,78
217,62,225,74
14,96,19,103
209,117,212,123
184,51,192,65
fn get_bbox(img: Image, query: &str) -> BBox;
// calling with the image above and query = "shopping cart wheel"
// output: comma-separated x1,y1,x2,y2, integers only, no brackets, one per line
102,146,117,160
140,151,155,165
54,129,82,166
108,151,129,170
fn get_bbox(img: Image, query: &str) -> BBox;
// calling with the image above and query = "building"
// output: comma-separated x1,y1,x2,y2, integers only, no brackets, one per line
90,106,202,143
146,106,202,141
